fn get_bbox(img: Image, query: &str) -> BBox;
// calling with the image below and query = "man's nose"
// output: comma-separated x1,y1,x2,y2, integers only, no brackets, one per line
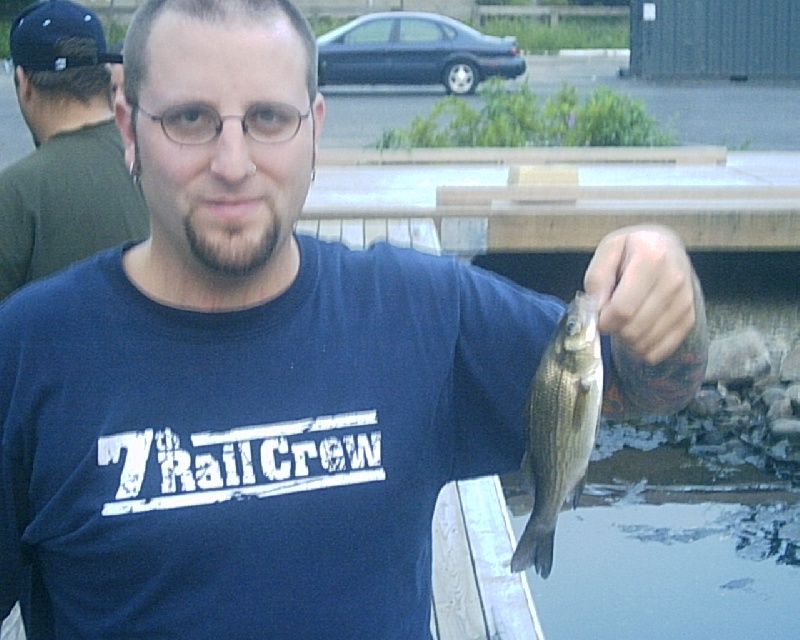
209,118,254,181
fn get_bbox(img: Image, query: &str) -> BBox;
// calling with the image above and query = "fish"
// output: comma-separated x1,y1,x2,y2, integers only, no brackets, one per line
510,290,603,578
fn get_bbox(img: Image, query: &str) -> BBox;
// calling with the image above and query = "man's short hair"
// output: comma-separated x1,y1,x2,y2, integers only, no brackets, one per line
123,0,318,108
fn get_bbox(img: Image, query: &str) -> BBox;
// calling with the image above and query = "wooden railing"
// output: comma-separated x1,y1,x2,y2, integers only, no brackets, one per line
476,4,629,27
318,146,729,167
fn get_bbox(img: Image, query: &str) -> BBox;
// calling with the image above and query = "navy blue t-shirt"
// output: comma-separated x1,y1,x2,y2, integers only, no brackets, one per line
0,235,564,639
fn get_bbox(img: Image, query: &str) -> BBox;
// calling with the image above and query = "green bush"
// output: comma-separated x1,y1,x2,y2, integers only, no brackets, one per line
375,79,675,149
1,20,9,60
563,86,674,146
0,1,30,20
481,16,628,52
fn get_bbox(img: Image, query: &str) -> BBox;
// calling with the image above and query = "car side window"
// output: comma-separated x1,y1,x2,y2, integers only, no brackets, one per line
398,19,443,43
343,20,392,45
440,24,457,41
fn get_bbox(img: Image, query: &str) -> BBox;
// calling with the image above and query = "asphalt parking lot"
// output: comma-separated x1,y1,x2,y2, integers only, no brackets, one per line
523,52,800,151
2,52,800,170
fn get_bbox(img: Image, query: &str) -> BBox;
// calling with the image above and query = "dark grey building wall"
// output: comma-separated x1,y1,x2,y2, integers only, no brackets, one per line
630,0,800,79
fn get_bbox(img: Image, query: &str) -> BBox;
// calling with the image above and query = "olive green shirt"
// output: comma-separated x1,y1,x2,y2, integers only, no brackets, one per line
0,119,149,301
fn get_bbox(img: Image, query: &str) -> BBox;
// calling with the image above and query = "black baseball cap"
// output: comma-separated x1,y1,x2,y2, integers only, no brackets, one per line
10,0,123,72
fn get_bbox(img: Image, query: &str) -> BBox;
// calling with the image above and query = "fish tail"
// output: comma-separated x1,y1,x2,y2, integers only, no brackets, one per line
510,521,555,578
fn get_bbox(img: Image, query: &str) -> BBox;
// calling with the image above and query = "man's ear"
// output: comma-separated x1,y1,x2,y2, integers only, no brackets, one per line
311,93,326,145
15,67,33,102
115,99,137,172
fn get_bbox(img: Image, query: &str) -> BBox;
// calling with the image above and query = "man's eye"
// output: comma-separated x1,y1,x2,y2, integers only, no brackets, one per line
251,106,292,126
168,107,214,128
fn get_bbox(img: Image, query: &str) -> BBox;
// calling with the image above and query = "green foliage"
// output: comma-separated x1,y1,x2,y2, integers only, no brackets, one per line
0,20,9,60
480,16,628,53
563,86,674,146
106,21,129,49
375,79,675,149
310,16,351,37
0,1,30,20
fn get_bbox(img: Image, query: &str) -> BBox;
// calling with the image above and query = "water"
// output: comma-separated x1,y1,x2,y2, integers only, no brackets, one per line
510,499,799,640
505,447,800,640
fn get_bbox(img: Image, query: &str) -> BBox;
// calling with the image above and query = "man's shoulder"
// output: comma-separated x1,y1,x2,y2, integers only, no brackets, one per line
0,148,46,186
0,121,120,185
46,119,124,154
0,247,120,327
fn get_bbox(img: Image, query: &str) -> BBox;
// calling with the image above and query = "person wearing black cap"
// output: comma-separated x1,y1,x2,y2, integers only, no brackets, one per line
0,0,148,301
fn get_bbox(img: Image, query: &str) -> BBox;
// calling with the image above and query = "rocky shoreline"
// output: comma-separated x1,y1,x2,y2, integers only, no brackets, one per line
597,327,800,486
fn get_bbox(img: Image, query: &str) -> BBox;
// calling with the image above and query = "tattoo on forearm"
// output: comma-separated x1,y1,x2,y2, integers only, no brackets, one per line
602,274,709,419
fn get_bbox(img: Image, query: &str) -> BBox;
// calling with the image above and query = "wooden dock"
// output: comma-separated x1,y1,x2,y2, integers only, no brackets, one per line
431,478,544,640
307,147,800,256
0,605,23,640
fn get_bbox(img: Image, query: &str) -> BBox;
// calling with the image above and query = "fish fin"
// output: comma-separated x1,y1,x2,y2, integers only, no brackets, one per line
570,475,587,510
518,451,536,496
571,382,590,425
510,520,556,579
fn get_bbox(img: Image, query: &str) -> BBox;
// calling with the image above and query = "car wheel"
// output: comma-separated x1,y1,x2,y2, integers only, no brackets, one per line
444,61,478,95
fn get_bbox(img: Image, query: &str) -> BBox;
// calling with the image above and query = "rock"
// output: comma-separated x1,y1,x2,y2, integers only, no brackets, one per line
687,388,723,417
759,386,787,407
778,522,800,540
705,328,772,384
770,419,800,436
781,346,800,382
786,384,800,412
767,397,794,421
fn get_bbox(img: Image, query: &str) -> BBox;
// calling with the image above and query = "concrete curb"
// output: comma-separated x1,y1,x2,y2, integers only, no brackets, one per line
558,48,630,57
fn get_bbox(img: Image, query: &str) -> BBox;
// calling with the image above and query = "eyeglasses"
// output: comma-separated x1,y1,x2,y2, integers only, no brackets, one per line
134,102,311,145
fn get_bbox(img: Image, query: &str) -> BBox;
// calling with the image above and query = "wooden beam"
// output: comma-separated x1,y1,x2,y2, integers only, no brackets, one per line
437,184,800,207
317,146,728,167
431,482,490,640
483,208,800,252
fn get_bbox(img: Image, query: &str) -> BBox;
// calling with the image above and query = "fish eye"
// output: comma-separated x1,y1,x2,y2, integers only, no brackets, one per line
565,318,582,336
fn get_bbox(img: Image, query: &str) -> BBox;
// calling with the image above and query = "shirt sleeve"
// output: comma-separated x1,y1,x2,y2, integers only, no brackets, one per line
0,390,24,618
447,261,566,480
0,171,34,301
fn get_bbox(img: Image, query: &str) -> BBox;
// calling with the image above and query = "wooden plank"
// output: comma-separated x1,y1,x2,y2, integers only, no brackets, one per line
340,219,365,250
303,204,437,220
387,219,412,248
317,146,728,167
437,184,800,208
458,477,544,640
301,206,800,253
0,604,24,640
410,218,443,255
440,217,489,255
509,165,580,186
363,219,388,247
483,207,800,252
294,219,319,239
317,219,342,243
431,482,490,640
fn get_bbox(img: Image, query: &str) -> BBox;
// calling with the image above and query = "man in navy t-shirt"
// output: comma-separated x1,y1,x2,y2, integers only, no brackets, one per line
0,0,708,638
